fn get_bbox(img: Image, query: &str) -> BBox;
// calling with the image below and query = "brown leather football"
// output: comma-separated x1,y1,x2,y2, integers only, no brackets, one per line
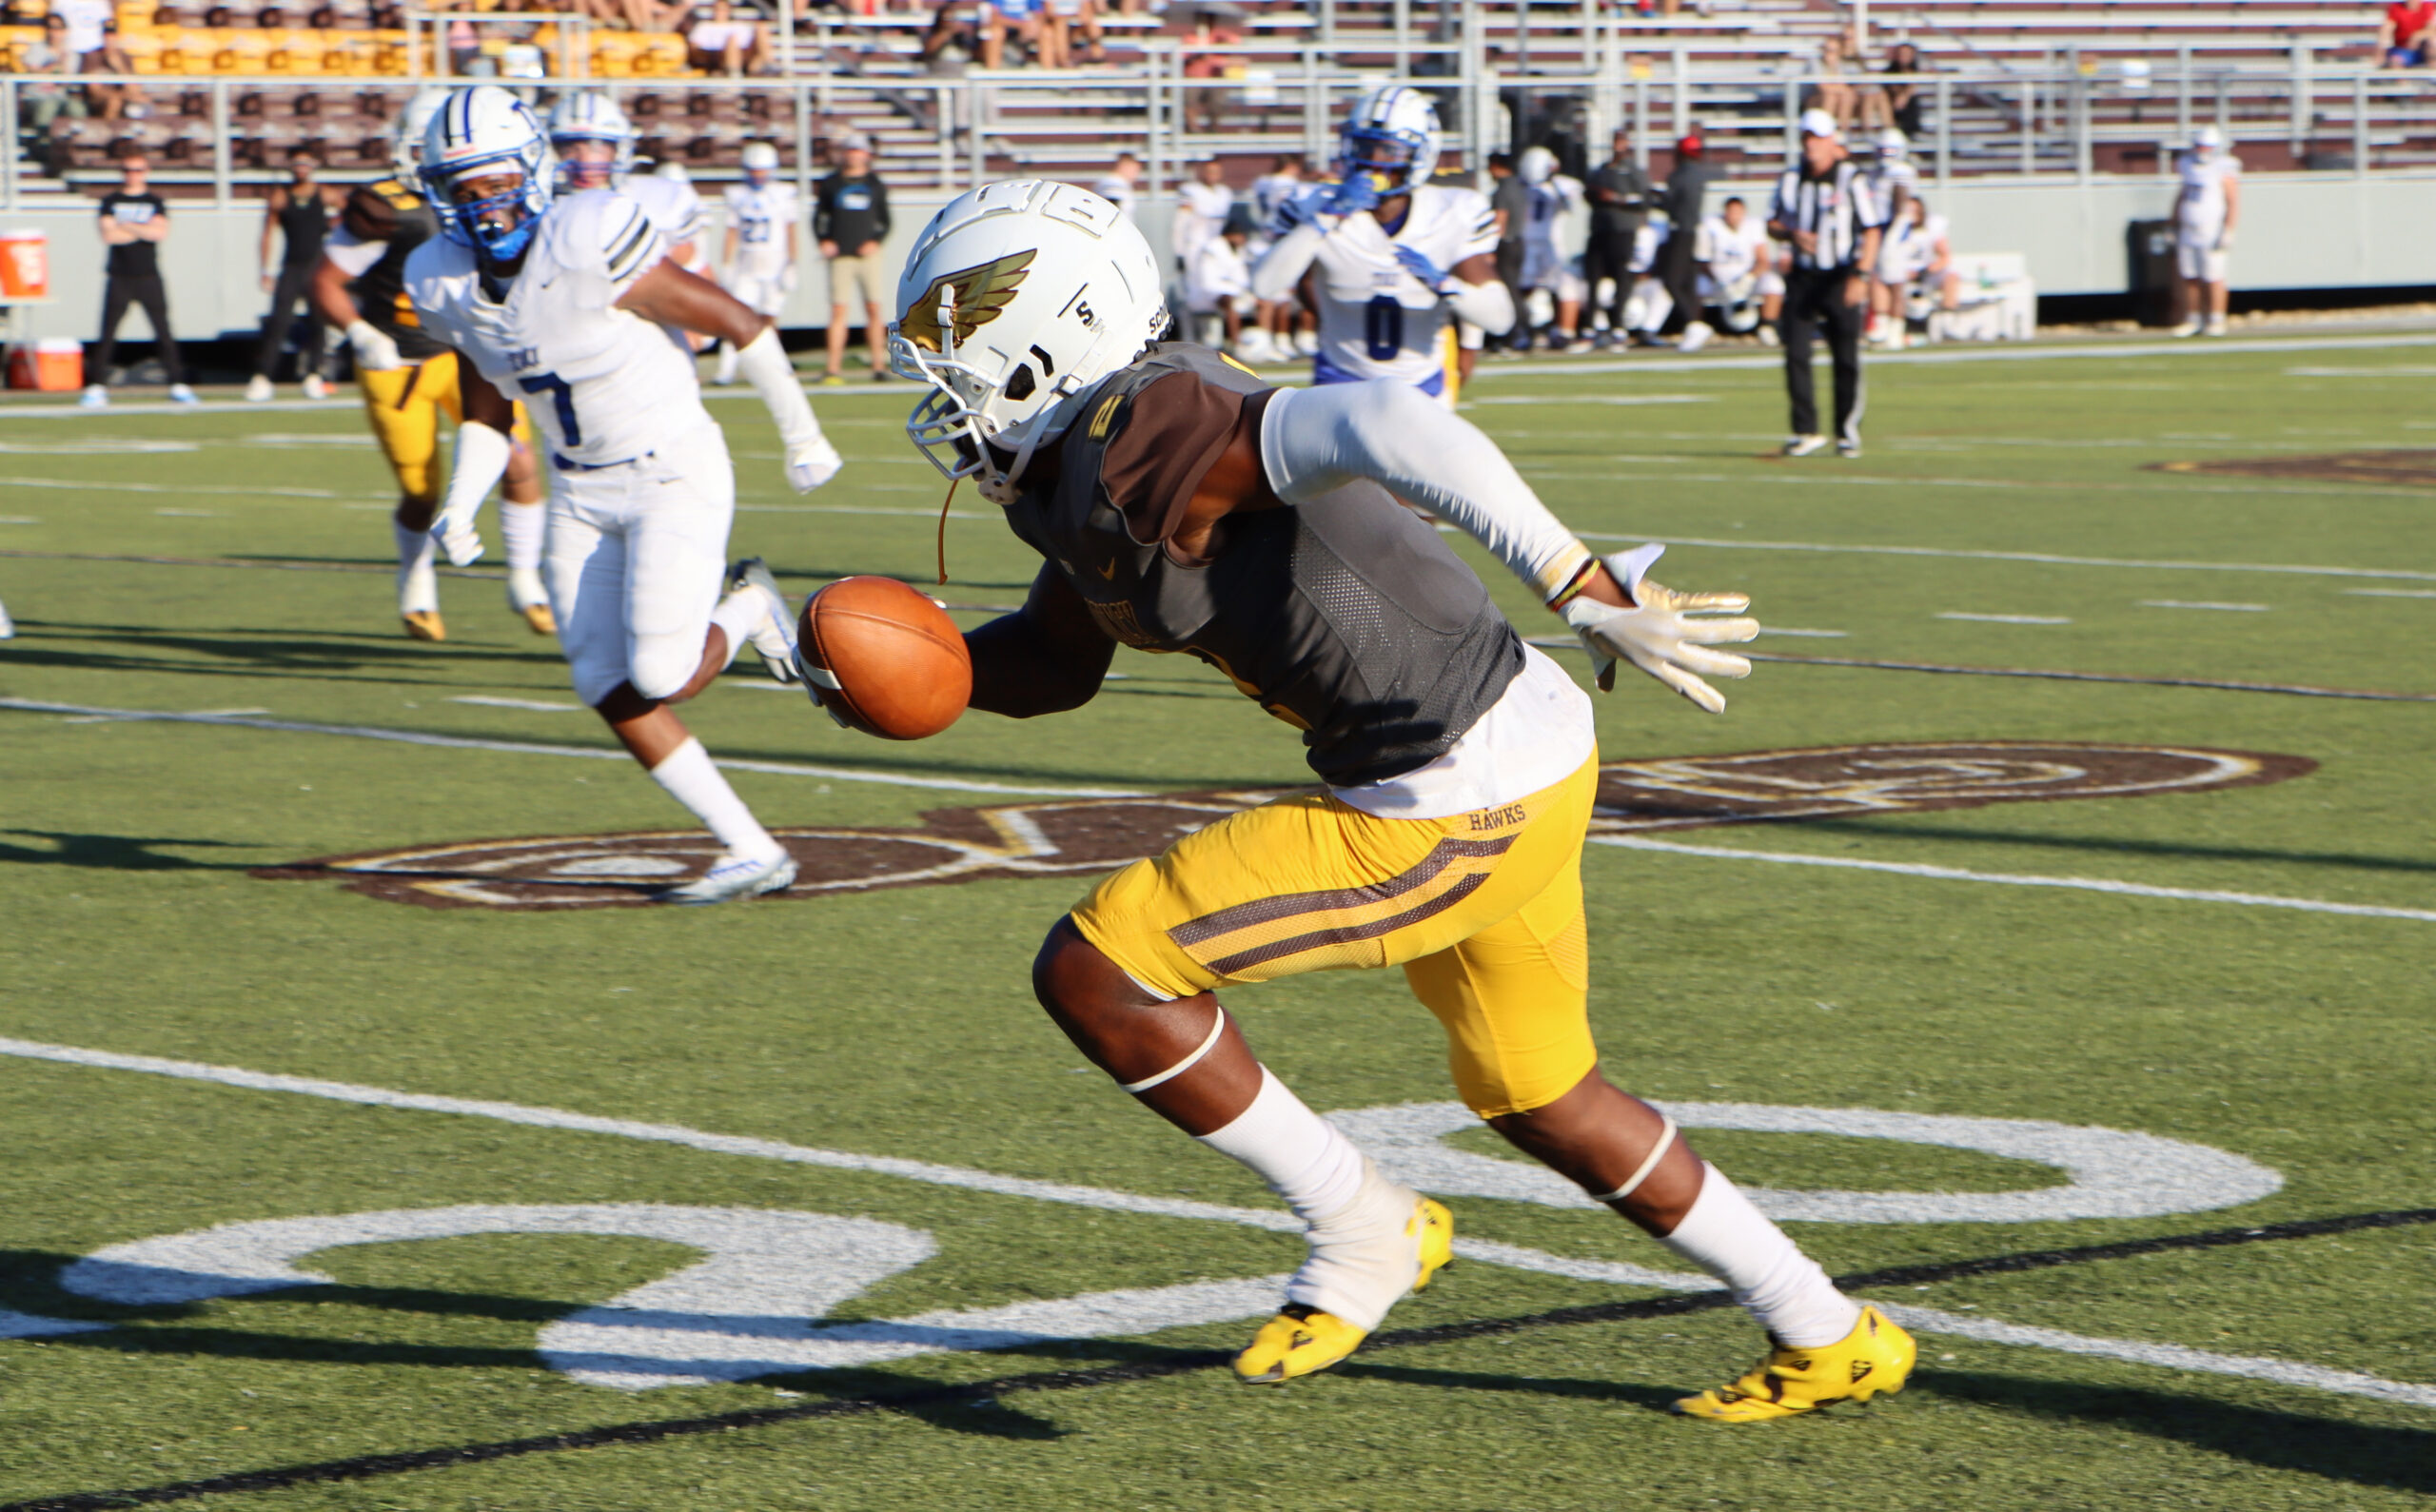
796,576,972,740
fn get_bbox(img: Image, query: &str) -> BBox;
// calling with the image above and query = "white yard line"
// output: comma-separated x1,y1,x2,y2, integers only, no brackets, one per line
449,696,585,713
2141,600,2270,612
1571,530,2436,583
2346,587,2436,599
1,1034,2429,1410
1464,329,2436,381
1593,835,2436,923
0,697,1146,799
1937,613,2072,625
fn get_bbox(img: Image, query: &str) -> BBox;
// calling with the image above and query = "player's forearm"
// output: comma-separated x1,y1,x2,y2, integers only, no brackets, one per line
963,613,1113,718
1249,219,1326,302
309,258,362,328
1442,276,1515,335
1260,380,1597,607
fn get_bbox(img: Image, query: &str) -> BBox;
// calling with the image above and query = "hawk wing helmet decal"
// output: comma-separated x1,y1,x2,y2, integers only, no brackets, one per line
899,249,1038,354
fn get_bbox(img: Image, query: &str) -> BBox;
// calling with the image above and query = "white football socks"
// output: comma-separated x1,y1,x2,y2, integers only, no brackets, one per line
500,498,545,574
1659,1164,1861,1348
393,517,438,615
647,736,780,859
1196,1067,1422,1330
708,591,763,673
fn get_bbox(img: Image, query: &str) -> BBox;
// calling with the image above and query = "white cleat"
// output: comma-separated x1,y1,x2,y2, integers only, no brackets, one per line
168,383,200,405
245,374,275,403
302,373,329,400
1837,438,1863,459
2171,318,2205,339
79,384,108,409
2204,316,2230,337
1783,434,1828,458
725,556,800,683
1678,320,1714,354
0,599,13,639
785,435,844,492
655,848,797,905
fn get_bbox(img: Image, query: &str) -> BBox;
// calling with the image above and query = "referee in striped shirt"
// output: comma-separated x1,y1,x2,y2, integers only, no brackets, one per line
1769,109,1888,458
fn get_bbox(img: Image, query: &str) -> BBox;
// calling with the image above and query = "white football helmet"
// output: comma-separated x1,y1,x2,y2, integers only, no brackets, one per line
741,140,780,186
391,85,448,182
548,89,636,191
1876,127,1909,162
1518,145,1558,186
1339,84,1442,191
422,86,552,262
889,179,1169,505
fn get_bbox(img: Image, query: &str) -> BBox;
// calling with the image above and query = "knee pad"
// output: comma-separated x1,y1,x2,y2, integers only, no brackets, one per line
627,638,701,703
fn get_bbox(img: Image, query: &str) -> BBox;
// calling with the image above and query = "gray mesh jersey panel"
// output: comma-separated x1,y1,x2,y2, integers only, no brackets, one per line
1002,344,1523,787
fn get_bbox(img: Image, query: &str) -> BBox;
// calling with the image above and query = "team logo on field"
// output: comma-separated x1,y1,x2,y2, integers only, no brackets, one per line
2151,450,2436,486
255,741,2313,912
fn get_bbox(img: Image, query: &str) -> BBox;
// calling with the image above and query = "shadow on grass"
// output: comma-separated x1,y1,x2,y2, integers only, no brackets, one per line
0,831,259,873
1921,1367,2436,1495
1334,1358,1683,1412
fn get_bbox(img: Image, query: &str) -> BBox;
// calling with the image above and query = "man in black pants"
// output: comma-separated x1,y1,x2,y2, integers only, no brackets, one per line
1653,130,1715,341
246,147,337,401
87,156,197,409
1581,129,1650,348
1767,110,1884,458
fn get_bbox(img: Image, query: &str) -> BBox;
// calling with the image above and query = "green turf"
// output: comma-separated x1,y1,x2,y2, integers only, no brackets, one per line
1,338,2433,1510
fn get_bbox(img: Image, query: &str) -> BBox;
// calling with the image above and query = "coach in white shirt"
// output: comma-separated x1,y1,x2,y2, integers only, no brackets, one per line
2172,126,2240,338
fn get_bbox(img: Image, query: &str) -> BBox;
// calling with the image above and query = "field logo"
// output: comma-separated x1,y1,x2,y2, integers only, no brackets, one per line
258,740,2314,911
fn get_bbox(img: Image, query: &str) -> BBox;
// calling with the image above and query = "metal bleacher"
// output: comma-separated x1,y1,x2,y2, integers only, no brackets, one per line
5,0,2428,210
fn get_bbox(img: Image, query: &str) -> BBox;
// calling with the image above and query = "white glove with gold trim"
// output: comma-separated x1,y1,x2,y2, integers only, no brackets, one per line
1561,544,1758,713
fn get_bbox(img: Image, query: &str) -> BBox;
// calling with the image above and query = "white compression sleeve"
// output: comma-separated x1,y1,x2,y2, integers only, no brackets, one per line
1260,381,1596,603
438,421,512,534
735,324,825,453
1442,276,1517,335
1249,218,1327,303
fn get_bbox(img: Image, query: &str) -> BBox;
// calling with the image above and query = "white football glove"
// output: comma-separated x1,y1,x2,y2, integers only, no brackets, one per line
786,435,843,493
1560,544,1758,714
344,318,403,373
789,643,853,728
428,511,484,568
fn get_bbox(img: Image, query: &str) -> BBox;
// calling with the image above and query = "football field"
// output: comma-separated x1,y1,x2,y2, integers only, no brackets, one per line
0,333,2430,1510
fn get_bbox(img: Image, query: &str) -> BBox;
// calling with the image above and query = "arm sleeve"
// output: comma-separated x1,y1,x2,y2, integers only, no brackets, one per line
1460,199,1500,261
1250,214,1326,302
435,419,512,530
1259,380,1595,605
1443,276,1515,334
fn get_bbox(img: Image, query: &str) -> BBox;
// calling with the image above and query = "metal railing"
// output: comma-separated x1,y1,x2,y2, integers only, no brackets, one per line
7,47,2429,208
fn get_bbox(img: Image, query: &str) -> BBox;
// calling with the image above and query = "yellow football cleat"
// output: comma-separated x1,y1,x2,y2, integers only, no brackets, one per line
401,610,446,642
1233,1197,1453,1384
1672,1306,1915,1423
517,601,558,636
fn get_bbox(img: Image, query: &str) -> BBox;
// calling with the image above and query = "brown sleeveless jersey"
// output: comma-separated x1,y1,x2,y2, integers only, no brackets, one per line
1002,344,1522,788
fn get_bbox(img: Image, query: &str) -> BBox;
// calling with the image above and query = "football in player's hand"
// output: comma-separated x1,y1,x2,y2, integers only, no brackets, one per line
796,576,972,740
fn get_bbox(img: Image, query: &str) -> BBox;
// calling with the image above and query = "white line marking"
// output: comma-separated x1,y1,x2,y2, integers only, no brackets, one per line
0,397,358,419
0,1308,108,1340
0,698,1147,798
0,517,34,524
449,696,585,713
2142,600,2269,612
1875,1303,2436,1410
1758,627,1848,638
0,475,351,501
1465,394,1713,406
2346,587,2436,599
0,440,197,455
2285,364,2436,377
2,1037,2426,1412
1467,330,2436,381
1574,530,2436,584
1937,613,2072,625
153,509,216,518
61,706,266,724
1594,835,2436,923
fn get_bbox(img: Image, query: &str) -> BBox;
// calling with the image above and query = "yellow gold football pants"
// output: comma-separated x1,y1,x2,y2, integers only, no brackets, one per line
1072,754,1599,1118
357,351,530,505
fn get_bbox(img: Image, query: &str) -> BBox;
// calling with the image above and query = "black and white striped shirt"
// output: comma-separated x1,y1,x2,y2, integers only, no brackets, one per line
1768,161,1887,272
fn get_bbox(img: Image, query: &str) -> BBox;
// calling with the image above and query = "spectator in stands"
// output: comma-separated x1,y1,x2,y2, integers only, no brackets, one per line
1881,41,1926,136
248,148,341,402
687,0,771,74
88,157,198,409
1172,157,1233,271
1654,129,1714,337
18,15,87,156
2381,0,2433,66
978,0,1054,67
1092,150,1142,219
815,137,891,384
1583,128,1651,349
52,0,133,124
2172,125,2239,337
576,0,688,33
1180,3,1246,128
921,0,981,73
1185,205,1269,359
1048,0,1107,66
1807,29,1863,132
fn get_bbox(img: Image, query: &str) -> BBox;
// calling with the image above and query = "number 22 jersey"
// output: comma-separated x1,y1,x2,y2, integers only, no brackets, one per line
403,188,712,469
1267,181,1497,392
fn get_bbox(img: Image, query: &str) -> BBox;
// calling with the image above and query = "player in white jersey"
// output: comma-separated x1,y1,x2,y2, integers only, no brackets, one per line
717,142,801,383
1863,129,1919,345
1514,147,1589,351
2172,126,2240,337
1878,195,1956,346
408,86,839,905
1679,196,1784,352
1252,86,1513,398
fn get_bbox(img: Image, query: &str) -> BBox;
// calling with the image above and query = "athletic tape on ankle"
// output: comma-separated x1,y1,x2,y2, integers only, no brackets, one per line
1118,1009,1228,1094
1595,1116,1678,1205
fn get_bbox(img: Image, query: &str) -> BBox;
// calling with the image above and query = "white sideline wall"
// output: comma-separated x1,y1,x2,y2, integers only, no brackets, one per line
6,171,2433,347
